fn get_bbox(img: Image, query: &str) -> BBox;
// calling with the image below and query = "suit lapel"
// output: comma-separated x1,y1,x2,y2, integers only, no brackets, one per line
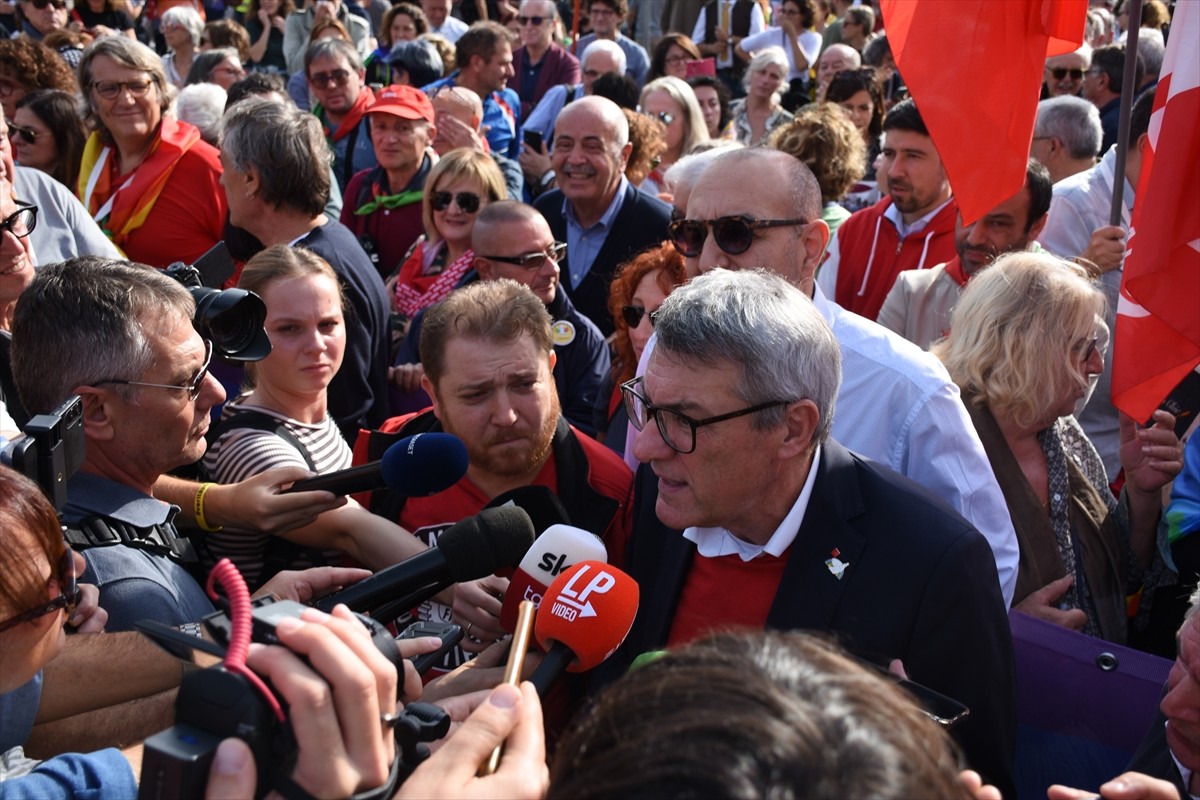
767,442,867,632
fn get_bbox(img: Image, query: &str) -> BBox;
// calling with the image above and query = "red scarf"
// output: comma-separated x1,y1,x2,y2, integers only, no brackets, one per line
78,116,202,249
943,255,969,288
323,85,375,142
393,241,475,318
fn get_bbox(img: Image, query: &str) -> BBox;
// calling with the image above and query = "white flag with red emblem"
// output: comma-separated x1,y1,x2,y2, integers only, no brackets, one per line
1112,1,1200,422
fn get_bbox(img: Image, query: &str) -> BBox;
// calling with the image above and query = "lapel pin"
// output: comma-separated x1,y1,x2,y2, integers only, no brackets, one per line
825,547,849,580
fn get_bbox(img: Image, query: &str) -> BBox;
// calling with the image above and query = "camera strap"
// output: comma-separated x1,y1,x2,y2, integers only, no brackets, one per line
64,514,199,564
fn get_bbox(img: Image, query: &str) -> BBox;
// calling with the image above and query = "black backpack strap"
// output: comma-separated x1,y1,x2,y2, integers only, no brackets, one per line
65,514,198,564
206,411,318,472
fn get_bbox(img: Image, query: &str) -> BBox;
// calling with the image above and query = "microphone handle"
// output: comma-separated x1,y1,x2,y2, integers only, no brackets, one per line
314,552,447,613
529,642,575,697
286,463,382,494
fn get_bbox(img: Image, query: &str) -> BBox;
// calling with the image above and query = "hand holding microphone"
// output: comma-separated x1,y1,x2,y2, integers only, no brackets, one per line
285,432,468,497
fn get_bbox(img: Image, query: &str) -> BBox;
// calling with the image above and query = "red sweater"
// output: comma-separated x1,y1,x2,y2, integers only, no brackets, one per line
667,549,790,647
833,196,958,321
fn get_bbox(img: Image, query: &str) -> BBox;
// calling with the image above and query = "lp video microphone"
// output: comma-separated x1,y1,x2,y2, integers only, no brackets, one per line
314,506,535,614
285,432,468,496
529,560,639,696
498,525,607,633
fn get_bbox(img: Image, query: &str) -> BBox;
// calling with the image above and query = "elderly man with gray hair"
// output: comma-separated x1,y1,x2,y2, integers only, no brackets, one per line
1032,95,1103,184
598,267,1016,795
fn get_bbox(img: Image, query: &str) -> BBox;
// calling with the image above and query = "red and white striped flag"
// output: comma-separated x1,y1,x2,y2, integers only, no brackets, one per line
1112,1,1200,422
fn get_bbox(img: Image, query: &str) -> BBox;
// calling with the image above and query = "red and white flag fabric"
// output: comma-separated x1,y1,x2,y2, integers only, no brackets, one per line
1112,1,1200,422
879,0,1087,225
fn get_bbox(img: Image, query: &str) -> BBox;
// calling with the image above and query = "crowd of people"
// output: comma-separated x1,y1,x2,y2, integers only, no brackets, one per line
0,0,1196,798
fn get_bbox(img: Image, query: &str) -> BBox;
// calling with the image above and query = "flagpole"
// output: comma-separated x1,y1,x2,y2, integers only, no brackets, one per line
1109,0,1143,226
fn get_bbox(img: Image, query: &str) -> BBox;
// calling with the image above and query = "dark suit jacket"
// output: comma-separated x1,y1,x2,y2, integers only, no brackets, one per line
534,182,672,337
1128,709,1191,799
596,440,1018,796
511,43,581,119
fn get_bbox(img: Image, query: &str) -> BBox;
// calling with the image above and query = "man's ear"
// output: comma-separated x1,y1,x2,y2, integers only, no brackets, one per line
779,399,821,460
474,256,495,280
1027,213,1048,241
797,219,830,294
420,374,441,418
617,141,633,171
73,386,117,443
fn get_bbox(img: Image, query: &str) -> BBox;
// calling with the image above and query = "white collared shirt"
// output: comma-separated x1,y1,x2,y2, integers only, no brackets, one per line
683,445,822,562
883,196,954,240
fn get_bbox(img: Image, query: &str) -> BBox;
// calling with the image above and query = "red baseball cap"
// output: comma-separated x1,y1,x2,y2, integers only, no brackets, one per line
367,85,434,124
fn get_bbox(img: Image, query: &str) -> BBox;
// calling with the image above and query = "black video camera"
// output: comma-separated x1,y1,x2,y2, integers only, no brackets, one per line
165,242,271,362
1,395,85,511
137,597,448,800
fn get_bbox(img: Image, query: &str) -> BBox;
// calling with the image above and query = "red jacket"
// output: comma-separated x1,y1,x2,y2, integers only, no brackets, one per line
833,196,959,321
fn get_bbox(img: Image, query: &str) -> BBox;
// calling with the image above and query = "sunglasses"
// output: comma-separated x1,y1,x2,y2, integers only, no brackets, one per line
96,339,214,401
669,215,808,257
1048,67,1085,81
0,548,79,634
516,14,546,25
430,190,482,213
651,110,674,126
9,123,45,146
309,68,351,89
29,0,66,9
621,305,655,329
480,241,567,270
91,79,154,100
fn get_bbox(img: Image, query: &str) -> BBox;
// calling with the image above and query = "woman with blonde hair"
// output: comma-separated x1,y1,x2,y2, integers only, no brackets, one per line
392,148,506,321
932,252,1182,643
638,76,709,197
202,245,428,588
730,46,793,146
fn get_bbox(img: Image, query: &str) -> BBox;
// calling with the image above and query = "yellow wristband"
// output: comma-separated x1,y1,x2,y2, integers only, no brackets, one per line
194,482,223,532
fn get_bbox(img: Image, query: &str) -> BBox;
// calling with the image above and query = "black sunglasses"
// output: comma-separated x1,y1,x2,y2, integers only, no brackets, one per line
480,241,567,270
0,547,79,634
7,123,40,145
1048,67,1085,81
621,305,655,329
516,14,546,25
430,190,482,213
669,215,808,257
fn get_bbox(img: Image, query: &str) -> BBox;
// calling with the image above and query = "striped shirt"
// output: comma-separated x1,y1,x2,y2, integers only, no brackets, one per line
200,396,349,588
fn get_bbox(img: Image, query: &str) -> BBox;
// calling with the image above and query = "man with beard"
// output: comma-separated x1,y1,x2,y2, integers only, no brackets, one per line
816,98,957,322
355,279,632,670
877,159,1053,349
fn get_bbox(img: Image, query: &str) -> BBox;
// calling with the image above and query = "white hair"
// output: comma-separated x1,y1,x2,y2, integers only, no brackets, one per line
174,83,227,145
581,38,627,76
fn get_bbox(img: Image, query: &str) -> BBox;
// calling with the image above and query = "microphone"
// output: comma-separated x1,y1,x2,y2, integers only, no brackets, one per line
483,486,571,534
285,433,468,496
313,506,536,614
498,525,607,632
529,560,639,696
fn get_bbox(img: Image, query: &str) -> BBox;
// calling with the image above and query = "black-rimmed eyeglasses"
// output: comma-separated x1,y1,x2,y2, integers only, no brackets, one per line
95,339,213,402
0,547,79,634
479,242,566,270
669,215,808,257
0,204,37,239
621,376,794,454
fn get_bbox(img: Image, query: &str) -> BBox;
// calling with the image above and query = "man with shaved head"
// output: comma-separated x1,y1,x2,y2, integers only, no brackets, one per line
533,96,671,335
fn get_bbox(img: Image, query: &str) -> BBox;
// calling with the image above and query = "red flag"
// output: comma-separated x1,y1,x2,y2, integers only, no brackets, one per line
1112,0,1200,422
879,0,1087,225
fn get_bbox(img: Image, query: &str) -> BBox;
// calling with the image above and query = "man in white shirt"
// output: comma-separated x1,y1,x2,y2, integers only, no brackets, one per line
422,0,468,43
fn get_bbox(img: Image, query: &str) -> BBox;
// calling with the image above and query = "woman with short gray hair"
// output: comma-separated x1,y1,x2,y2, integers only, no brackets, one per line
729,46,793,146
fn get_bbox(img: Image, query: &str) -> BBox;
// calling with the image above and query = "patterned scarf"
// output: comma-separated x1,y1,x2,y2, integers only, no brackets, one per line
78,116,202,250
394,241,475,317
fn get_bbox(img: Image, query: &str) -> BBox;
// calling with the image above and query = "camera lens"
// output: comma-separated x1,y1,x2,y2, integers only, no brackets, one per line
193,289,271,362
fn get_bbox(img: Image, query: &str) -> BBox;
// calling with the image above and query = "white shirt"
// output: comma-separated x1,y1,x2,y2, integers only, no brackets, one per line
684,445,821,561
628,288,1020,607
430,15,469,44
738,26,821,81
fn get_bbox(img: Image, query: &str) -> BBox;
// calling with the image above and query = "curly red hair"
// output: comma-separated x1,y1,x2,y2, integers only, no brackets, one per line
606,241,687,384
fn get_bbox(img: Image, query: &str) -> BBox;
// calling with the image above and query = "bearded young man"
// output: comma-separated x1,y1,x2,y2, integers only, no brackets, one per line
353,280,631,670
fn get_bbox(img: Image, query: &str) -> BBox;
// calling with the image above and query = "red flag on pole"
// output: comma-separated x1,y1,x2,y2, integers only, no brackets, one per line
1112,0,1200,422
879,0,1087,225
